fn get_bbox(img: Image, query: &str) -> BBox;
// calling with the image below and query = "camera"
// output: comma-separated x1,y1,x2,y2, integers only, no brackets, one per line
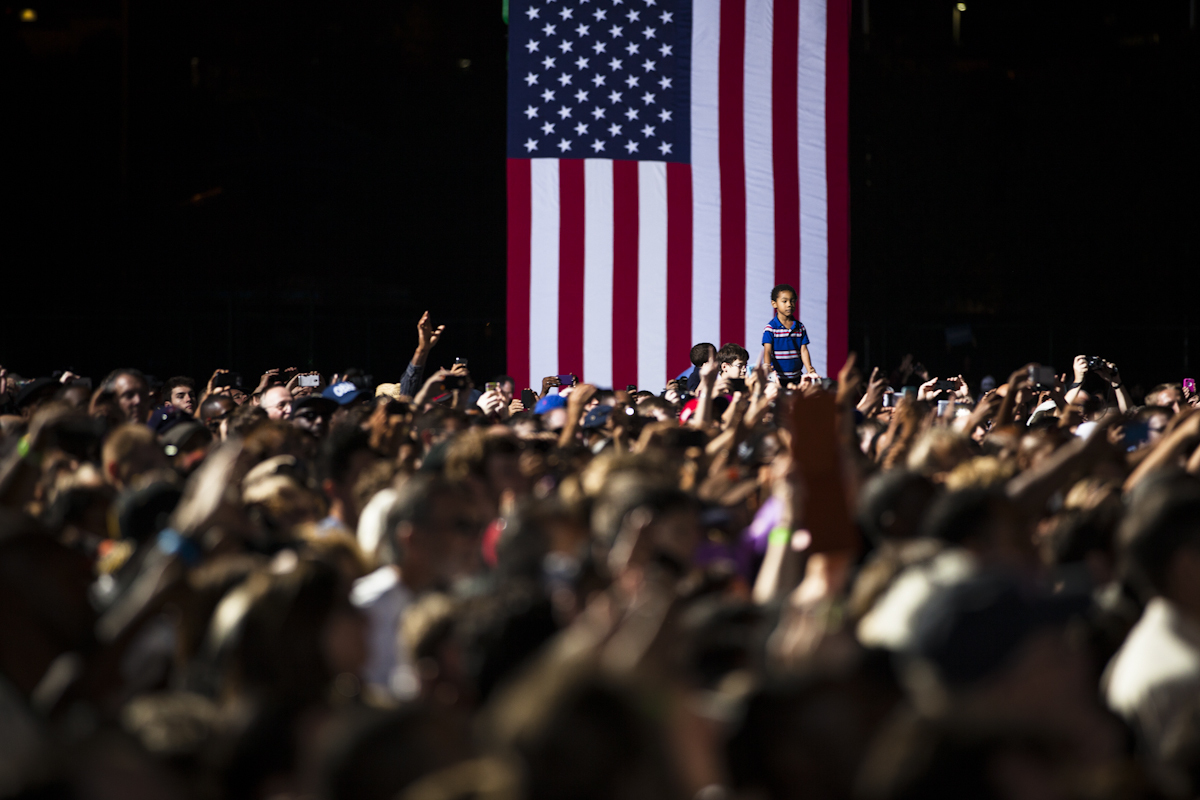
1085,356,1106,370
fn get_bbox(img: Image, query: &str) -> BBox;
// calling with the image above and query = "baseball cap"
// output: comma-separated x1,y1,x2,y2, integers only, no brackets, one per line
147,405,192,436
161,421,211,455
14,377,59,411
910,574,1090,687
581,404,614,429
534,394,567,415
293,395,339,417
322,381,364,406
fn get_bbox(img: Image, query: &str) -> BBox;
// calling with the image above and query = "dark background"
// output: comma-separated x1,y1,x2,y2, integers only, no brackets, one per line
3,0,1197,394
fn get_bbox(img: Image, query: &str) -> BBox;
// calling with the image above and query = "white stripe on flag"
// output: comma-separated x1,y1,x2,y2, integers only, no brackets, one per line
529,159,560,385
691,0,722,352
743,0,776,353
583,159,614,388
798,0,828,375
637,161,669,390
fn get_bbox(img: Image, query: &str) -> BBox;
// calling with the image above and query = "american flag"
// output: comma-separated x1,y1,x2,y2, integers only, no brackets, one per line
506,0,849,392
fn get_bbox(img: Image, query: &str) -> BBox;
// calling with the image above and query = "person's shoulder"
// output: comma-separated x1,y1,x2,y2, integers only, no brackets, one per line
764,317,781,330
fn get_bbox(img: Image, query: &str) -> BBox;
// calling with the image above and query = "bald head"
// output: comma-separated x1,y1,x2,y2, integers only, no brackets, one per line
261,386,294,421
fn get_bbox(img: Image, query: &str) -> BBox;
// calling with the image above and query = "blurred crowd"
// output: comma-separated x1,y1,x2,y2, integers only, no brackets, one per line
4,311,1200,800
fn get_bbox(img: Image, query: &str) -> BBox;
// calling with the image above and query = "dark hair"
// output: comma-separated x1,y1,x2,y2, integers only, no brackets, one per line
919,488,1003,546
690,342,716,367
717,343,749,366
493,374,515,386
162,376,196,397
770,283,797,302
318,424,374,486
1120,475,1200,599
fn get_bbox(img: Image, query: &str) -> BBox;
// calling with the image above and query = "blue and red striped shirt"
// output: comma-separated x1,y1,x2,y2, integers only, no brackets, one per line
762,317,810,380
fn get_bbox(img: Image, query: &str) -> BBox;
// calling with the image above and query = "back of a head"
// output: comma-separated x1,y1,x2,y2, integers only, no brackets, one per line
857,470,937,546
919,488,1000,547
101,423,165,487
1119,473,1200,601
322,705,473,800
378,474,462,566
319,424,374,486
690,342,716,367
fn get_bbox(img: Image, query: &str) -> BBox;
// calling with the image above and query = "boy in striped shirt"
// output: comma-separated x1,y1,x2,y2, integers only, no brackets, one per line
761,283,818,383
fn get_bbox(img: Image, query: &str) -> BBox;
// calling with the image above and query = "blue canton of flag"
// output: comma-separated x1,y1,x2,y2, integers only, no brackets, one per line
506,0,691,162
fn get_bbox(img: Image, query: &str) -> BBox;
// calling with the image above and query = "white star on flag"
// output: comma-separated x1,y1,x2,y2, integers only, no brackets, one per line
558,138,572,151
641,123,655,137
657,141,672,155
525,105,538,119
540,121,555,134
624,140,639,153
591,139,606,152
526,40,539,52
526,6,539,18
607,122,622,136
525,138,538,152
524,73,538,86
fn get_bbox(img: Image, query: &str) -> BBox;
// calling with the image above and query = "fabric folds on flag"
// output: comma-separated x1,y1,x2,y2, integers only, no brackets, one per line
507,0,849,392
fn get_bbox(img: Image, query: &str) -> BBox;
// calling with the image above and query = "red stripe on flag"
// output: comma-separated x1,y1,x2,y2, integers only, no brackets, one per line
666,162,693,379
506,159,532,393
772,0,801,293
825,0,850,373
718,0,747,349
612,160,639,388
558,159,586,376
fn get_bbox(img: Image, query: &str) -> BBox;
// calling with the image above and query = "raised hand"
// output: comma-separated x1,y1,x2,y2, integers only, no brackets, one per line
417,310,445,352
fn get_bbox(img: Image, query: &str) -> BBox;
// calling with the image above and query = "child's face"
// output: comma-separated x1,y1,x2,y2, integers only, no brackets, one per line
772,290,797,320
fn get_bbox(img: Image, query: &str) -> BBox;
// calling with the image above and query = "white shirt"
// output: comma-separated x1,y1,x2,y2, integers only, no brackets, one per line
1104,597,1200,766
350,566,417,699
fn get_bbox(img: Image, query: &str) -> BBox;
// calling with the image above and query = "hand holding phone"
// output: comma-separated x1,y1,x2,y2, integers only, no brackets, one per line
1184,378,1196,395
1028,365,1056,391
298,374,320,388
521,388,537,408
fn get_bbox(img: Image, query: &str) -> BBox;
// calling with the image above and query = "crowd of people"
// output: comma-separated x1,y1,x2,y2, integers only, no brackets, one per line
4,295,1200,800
